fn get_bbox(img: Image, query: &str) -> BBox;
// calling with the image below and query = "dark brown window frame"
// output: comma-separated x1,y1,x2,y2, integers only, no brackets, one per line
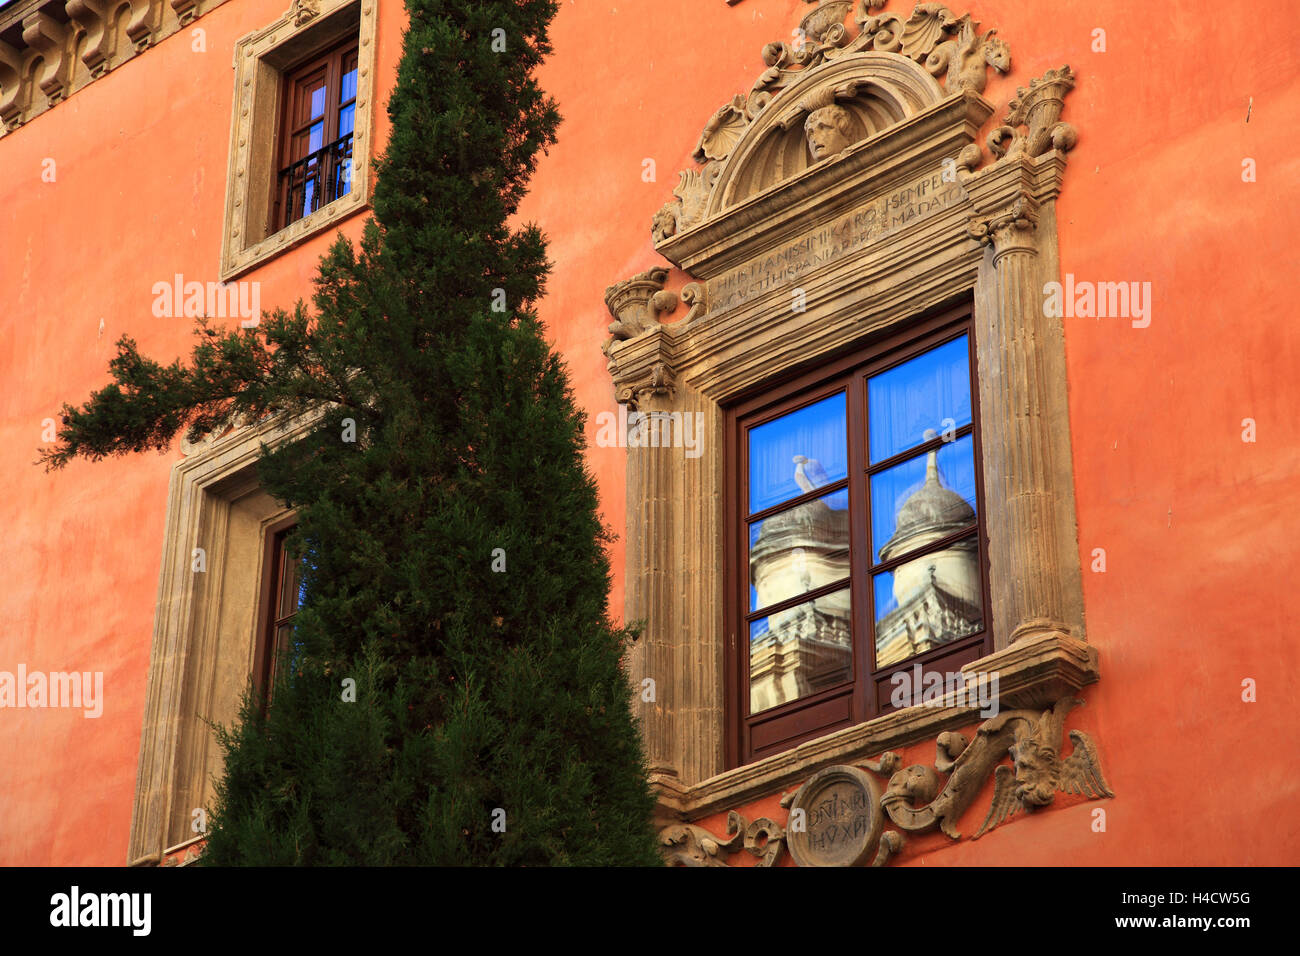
725,304,993,767
253,513,302,704
271,38,360,233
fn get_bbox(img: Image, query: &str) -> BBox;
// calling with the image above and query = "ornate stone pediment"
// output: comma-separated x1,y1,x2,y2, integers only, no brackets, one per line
648,0,1021,254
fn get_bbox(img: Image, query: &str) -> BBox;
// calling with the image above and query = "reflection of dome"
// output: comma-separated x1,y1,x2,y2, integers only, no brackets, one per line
751,498,848,568
879,448,973,562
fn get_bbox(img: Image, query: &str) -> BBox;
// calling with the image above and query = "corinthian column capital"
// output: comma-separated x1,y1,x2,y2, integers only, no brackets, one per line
968,192,1040,260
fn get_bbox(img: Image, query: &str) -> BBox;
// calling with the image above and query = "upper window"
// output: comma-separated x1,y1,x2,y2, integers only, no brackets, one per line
275,41,359,231
220,0,377,280
730,314,991,765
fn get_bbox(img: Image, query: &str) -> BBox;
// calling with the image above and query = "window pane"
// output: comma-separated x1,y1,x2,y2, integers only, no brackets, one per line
748,392,847,514
341,61,358,103
307,120,324,154
308,84,327,120
749,586,851,714
749,488,849,612
872,533,982,669
278,547,304,618
870,434,977,563
867,335,971,464
338,102,355,138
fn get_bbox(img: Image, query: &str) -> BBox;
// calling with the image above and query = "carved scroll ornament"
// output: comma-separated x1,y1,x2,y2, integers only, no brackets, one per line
650,0,1014,243
656,697,1111,866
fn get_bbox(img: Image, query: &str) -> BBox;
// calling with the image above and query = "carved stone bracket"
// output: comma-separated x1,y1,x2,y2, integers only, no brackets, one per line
0,0,234,135
959,64,1079,178
881,696,1113,841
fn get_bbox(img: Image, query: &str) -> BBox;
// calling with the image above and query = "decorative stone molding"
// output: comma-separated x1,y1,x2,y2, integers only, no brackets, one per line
881,696,1113,840
603,0,1091,796
785,764,883,867
660,810,787,867
603,267,679,354
656,695,1111,866
127,410,320,865
219,0,378,280
0,0,234,136
650,0,1012,241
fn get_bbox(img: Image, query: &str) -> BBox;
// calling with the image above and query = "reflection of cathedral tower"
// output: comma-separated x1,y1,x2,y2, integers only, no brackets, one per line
874,443,982,668
748,484,852,713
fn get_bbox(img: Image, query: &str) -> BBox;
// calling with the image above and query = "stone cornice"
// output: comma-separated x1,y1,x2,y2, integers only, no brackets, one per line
0,0,232,137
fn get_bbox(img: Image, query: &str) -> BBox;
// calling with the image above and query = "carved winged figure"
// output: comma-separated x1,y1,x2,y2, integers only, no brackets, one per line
973,715,1113,838
882,696,1113,841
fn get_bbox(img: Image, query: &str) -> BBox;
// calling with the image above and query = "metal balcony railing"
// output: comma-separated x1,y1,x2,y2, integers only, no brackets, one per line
277,132,353,229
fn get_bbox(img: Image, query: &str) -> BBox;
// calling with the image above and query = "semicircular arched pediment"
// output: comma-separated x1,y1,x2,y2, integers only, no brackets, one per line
709,52,945,214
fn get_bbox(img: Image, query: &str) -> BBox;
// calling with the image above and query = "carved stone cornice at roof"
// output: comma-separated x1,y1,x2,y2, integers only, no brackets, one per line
0,0,233,136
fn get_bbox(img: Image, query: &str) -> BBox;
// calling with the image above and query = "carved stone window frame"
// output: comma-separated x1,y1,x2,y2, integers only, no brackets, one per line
218,0,377,281
127,412,317,865
602,3,1099,817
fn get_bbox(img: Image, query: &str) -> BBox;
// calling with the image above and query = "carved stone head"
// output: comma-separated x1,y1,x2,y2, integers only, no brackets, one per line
1011,736,1060,806
803,104,855,162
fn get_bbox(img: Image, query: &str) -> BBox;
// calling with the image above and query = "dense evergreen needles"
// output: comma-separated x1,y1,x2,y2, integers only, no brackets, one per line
40,0,661,865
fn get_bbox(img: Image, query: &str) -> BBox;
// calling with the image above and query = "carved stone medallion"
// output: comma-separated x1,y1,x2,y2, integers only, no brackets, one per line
785,764,883,867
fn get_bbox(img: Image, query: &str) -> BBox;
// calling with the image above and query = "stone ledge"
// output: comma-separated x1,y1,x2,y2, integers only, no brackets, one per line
654,633,1099,821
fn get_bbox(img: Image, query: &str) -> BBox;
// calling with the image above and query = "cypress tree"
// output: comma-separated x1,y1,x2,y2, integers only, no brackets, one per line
41,0,661,865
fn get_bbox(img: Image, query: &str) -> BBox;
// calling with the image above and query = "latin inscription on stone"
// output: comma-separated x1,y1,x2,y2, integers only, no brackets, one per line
787,764,883,867
708,173,966,314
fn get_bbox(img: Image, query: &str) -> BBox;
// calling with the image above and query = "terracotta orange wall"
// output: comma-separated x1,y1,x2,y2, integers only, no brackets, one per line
0,0,404,865
1,0,1297,865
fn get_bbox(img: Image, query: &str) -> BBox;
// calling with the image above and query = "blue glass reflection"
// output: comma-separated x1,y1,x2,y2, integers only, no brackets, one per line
748,488,849,612
869,434,976,562
748,392,848,514
867,335,971,464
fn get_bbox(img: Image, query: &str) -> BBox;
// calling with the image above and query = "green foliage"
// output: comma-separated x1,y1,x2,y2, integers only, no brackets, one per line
42,0,660,865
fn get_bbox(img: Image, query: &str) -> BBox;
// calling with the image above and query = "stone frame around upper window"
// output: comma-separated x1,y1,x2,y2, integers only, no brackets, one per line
218,0,377,282
600,4,1100,820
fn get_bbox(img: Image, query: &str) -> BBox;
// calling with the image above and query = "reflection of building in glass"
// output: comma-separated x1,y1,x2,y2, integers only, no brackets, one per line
748,488,851,714
875,447,982,668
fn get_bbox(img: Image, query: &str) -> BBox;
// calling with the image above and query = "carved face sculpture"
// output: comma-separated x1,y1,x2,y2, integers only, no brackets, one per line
884,764,940,805
1011,737,1059,806
804,105,855,162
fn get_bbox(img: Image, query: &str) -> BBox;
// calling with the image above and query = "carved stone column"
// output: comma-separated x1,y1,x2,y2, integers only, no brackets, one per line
969,189,1073,649
605,272,726,785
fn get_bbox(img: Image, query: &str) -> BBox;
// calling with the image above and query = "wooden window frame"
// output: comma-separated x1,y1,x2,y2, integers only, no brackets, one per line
726,306,993,767
271,39,360,233
252,514,301,703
